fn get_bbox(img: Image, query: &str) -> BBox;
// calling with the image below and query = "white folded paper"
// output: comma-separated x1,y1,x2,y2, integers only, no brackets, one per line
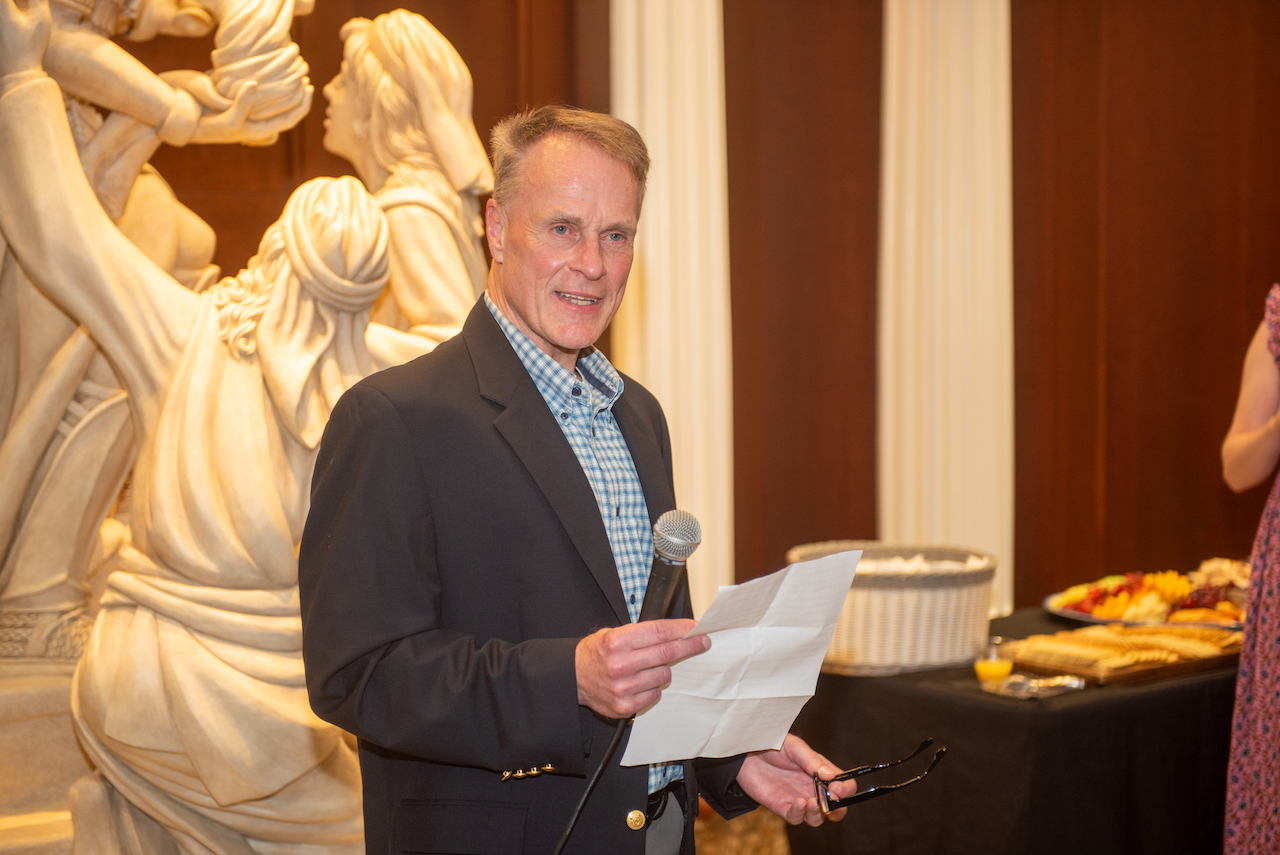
620,549,861,766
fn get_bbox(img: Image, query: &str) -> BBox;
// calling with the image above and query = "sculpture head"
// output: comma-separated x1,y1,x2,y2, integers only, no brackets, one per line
324,10,492,195
213,174,389,448
214,175,388,359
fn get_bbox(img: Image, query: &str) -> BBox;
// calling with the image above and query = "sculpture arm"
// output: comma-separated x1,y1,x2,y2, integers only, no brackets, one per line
44,27,303,148
385,204,479,342
298,384,589,775
0,77,197,419
44,26,173,128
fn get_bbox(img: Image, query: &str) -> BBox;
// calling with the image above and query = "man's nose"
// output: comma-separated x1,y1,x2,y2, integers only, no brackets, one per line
573,237,604,278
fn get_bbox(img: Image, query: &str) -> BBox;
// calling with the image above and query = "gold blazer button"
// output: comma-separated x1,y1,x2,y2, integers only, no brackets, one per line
626,810,646,831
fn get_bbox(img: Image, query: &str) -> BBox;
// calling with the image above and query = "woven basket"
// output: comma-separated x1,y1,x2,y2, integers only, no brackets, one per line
786,540,997,676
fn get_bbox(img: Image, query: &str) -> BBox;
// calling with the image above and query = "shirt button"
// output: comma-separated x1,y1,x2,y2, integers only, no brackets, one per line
572,386,582,396
560,412,569,420
626,810,646,831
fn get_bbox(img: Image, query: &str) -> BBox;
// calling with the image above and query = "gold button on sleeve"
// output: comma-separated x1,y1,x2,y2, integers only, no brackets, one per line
626,810,646,831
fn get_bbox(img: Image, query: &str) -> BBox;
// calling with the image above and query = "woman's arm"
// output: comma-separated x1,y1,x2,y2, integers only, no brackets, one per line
1223,319,1280,492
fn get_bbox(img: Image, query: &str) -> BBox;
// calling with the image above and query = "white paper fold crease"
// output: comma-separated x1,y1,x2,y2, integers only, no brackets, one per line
621,550,861,766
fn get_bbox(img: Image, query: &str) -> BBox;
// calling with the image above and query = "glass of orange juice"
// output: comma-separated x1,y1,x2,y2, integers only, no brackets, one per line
974,636,1013,683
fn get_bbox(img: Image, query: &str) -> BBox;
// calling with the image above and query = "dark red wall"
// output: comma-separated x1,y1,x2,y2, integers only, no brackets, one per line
1012,0,1280,604
119,2,1280,599
723,0,883,581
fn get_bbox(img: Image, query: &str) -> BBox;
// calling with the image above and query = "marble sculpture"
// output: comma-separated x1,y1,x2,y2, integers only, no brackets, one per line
0,0,494,852
1,0,313,663
323,9,493,343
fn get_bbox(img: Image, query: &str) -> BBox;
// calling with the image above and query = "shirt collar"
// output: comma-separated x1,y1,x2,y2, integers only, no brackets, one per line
484,292,624,407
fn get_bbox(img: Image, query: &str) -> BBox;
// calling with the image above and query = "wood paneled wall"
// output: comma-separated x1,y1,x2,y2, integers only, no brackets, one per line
122,0,609,277
723,1,883,582
1012,0,1280,605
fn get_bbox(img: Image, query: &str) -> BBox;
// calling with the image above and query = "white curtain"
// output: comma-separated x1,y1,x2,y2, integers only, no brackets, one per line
609,0,735,615
877,0,1015,615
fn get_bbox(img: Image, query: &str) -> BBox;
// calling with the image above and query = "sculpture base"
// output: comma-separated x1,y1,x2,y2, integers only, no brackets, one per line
0,812,72,855
0,661,91,855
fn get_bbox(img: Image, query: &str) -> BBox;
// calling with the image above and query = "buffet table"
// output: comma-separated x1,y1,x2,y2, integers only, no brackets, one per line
786,608,1237,855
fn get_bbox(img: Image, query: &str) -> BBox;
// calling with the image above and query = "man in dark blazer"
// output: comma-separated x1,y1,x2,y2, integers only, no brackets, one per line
298,106,851,855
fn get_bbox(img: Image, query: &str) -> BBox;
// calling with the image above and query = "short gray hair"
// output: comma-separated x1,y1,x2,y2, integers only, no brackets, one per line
489,106,649,210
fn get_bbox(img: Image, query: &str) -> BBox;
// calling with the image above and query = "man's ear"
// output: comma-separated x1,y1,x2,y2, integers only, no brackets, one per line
485,198,505,263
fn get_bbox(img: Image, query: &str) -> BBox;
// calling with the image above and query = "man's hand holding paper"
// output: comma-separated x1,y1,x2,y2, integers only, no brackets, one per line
622,550,861,766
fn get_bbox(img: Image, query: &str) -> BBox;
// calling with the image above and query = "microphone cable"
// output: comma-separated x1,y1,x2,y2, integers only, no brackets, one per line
550,510,701,855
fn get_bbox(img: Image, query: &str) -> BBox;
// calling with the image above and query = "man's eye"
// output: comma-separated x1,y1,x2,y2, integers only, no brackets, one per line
553,225,569,235
607,232,625,242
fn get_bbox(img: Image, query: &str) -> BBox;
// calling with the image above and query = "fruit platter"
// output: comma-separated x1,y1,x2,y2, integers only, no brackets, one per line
1043,558,1249,629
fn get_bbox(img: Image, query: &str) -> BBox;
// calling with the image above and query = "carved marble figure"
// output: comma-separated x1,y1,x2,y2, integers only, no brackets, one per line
0,0,314,664
323,10,493,343
0,0,433,850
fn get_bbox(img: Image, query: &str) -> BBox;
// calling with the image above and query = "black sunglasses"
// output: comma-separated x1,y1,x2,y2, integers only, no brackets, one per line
815,738,947,812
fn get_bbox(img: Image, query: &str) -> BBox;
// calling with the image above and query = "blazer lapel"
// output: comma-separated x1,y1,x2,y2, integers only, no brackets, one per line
463,304,632,625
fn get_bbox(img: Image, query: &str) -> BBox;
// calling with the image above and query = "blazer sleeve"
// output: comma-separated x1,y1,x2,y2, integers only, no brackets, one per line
694,756,758,819
298,382,592,775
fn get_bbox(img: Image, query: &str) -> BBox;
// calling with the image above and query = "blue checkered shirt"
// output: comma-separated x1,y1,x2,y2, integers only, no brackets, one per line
486,294,682,795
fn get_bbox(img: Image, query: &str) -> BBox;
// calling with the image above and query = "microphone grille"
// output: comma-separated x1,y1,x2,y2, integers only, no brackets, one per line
653,509,701,563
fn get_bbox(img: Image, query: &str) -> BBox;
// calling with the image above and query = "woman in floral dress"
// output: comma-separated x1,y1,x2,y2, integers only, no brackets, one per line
1222,284,1280,853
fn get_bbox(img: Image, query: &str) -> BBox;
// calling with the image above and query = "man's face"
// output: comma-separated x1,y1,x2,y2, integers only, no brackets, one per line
486,134,639,372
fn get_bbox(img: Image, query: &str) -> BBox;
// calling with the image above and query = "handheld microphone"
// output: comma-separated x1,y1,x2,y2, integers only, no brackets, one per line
552,509,702,855
638,509,702,622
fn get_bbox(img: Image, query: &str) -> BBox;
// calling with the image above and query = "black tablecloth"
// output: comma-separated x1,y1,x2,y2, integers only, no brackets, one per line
785,609,1237,855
